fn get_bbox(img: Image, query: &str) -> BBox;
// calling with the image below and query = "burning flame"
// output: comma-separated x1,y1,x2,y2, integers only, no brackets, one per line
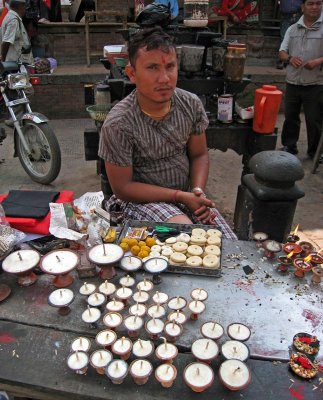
304,255,312,263
293,224,299,236
287,251,294,259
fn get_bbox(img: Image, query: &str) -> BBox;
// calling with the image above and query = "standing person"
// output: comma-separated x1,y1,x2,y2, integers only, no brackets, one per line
279,0,323,159
99,27,236,239
276,0,302,69
0,0,33,64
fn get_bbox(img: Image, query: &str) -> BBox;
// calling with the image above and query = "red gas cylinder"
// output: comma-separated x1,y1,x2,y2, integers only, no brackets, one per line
253,85,283,134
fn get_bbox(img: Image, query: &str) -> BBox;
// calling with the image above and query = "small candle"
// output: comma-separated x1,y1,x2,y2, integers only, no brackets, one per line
168,310,187,325
164,321,183,342
87,292,106,308
81,306,101,325
129,303,147,317
41,250,79,274
120,255,143,271
221,340,250,362
168,296,187,311
144,257,168,274
147,303,166,319
188,300,205,320
152,291,169,305
95,329,117,349
132,290,150,304
90,349,112,374
155,338,178,363
155,363,177,388
106,298,124,313
191,338,219,363
115,286,133,303
48,288,74,308
99,281,116,297
79,282,96,296
136,279,154,292
67,351,89,374
183,362,214,393
227,323,251,342
219,359,251,391
129,359,153,385
105,359,128,384
123,314,144,337
201,321,224,340
103,312,123,330
145,318,165,340
71,336,91,352
88,244,124,265
112,336,133,360
119,275,136,287
132,339,154,358
190,288,208,302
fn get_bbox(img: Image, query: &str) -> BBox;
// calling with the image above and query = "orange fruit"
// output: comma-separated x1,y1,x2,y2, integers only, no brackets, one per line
131,245,140,256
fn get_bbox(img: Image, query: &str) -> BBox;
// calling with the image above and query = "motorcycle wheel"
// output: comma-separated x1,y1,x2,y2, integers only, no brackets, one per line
15,121,61,184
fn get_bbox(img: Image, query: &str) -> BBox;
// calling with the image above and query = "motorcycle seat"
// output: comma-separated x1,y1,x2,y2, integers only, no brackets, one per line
0,61,20,75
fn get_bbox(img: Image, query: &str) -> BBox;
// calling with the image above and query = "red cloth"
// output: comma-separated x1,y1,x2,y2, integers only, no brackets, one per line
0,7,8,26
0,191,74,234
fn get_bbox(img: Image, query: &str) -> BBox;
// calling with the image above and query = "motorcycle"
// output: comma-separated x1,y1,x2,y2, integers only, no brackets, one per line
0,61,61,184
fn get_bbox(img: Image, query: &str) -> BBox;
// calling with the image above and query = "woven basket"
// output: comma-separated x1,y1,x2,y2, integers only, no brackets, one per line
86,104,112,122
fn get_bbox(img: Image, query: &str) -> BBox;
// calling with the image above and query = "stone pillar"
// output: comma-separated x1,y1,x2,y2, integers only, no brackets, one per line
234,151,304,243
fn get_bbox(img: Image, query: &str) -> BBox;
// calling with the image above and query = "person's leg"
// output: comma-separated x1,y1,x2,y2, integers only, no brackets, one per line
167,214,193,223
302,85,323,158
281,83,302,153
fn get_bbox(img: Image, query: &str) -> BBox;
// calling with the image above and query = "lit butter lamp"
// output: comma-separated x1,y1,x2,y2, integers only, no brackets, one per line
283,242,302,257
71,336,91,353
145,317,165,340
293,255,313,278
67,351,89,375
105,359,128,384
262,240,282,259
308,249,323,265
40,249,79,288
287,224,300,243
155,363,177,388
191,338,219,364
183,362,214,393
123,314,144,338
132,338,154,358
87,243,124,280
221,340,250,362
130,359,153,385
2,249,40,286
299,241,316,257
277,251,294,272
90,349,112,374
201,321,224,341
219,359,251,391
155,337,178,364
81,305,101,328
48,288,74,316
103,311,123,331
112,336,133,360
95,329,117,350
227,323,251,342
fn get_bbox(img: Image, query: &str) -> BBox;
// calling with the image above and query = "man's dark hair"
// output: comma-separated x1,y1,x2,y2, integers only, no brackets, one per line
128,27,175,66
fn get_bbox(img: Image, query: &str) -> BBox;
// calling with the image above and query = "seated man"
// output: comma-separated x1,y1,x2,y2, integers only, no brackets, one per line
99,27,236,239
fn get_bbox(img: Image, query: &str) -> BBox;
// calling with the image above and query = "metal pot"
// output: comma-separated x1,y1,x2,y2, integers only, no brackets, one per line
181,45,205,72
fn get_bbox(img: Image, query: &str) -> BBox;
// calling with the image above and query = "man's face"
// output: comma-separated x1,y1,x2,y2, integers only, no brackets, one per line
126,47,178,104
302,0,322,21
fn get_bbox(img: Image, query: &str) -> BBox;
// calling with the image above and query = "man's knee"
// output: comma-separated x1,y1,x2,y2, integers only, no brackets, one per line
167,214,193,224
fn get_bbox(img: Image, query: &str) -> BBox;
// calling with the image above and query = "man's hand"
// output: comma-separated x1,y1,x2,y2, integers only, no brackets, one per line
290,56,303,68
178,191,214,224
303,59,321,70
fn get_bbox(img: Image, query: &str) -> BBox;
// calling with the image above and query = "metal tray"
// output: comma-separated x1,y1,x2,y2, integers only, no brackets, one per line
118,219,222,278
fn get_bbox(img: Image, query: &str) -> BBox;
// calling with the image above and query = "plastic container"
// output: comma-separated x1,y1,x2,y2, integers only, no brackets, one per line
224,45,246,82
253,85,283,134
95,83,111,105
184,0,209,27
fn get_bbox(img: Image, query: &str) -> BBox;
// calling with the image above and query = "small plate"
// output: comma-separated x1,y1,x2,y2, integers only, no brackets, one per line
293,332,320,357
289,352,318,379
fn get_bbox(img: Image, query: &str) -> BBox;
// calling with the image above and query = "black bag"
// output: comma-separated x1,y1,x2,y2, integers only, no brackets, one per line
135,2,171,27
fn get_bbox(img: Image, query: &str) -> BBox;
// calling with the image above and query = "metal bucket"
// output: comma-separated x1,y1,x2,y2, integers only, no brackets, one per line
181,45,205,72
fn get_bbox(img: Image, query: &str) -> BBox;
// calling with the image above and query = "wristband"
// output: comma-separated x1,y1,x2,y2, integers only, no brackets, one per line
191,187,206,197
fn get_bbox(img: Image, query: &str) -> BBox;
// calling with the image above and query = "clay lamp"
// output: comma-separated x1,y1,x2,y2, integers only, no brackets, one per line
105,359,128,384
137,278,154,292
95,329,117,350
252,232,268,248
0,284,11,303
293,255,313,278
81,305,101,328
67,351,89,375
168,310,188,325
283,242,302,257
132,338,154,359
120,255,142,274
168,296,187,311
144,257,168,285
90,349,112,375
71,336,91,353
299,241,316,257
227,323,251,342
262,240,281,259
152,291,169,305
183,362,214,393
130,359,153,385
132,288,150,304
112,336,133,360
221,340,250,362
87,292,106,309
188,299,206,321
87,243,124,280
115,285,133,305
201,321,224,341
123,314,144,338
119,274,136,288
145,317,165,340
219,359,251,391
2,249,40,286
79,282,96,297
48,288,75,316
129,302,147,317
190,288,208,302
98,280,116,298
155,337,178,364
277,251,294,272
312,266,323,284
106,297,124,313
155,363,177,388
287,224,300,243
103,311,123,331
307,251,323,265
164,320,183,343
191,338,219,364
147,303,166,319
